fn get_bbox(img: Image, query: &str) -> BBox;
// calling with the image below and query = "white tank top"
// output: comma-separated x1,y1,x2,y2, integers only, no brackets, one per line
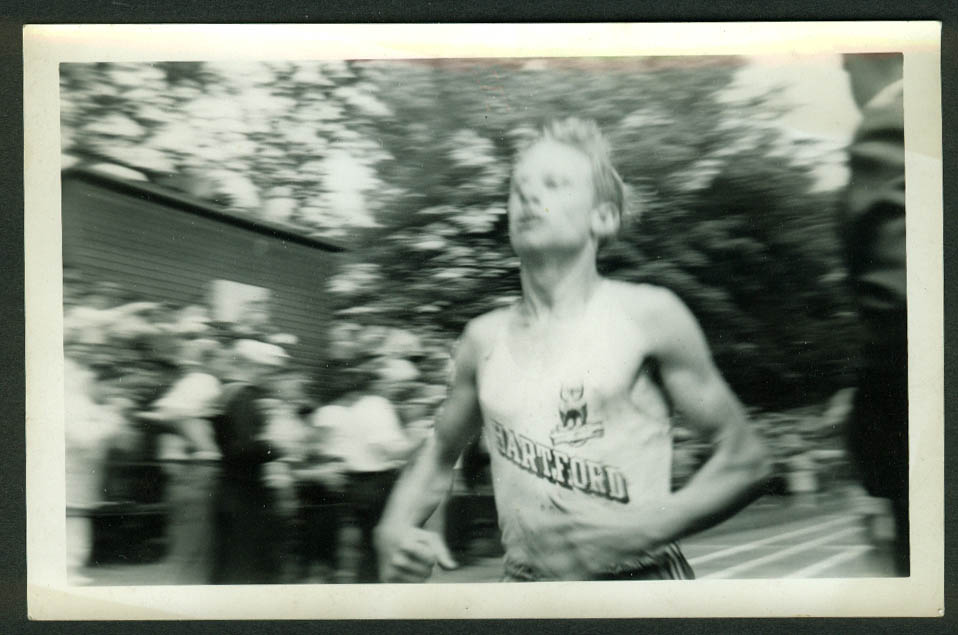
476,281,675,578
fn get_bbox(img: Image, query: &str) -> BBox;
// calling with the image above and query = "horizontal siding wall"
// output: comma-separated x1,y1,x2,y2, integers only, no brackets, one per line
62,178,339,373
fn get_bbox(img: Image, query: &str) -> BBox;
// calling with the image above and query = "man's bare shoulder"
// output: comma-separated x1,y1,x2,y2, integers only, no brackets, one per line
443,306,512,377
461,305,512,349
607,280,708,362
605,280,686,322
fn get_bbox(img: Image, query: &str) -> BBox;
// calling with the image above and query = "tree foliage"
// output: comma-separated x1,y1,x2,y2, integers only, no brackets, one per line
61,57,860,410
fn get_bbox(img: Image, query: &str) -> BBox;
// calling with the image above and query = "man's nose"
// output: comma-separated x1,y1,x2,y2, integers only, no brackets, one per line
515,184,541,207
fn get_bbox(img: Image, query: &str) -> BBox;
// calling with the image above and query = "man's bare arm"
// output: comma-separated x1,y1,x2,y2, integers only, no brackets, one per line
644,287,772,543
374,320,486,581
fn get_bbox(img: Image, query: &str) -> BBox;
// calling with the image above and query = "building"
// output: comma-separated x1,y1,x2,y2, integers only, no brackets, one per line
61,166,344,373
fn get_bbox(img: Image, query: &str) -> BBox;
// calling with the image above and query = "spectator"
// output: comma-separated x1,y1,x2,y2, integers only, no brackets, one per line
142,337,223,458
313,365,420,582
63,351,130,583
292,404,348,582
137,337,224,583
840,53,908,576
208,339,290,584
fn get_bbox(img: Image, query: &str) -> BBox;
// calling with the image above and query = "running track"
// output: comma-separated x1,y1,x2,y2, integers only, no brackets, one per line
433,496,897,582
684,510,889,579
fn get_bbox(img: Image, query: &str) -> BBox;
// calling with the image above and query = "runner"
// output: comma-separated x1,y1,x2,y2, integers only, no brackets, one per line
375,118,772,582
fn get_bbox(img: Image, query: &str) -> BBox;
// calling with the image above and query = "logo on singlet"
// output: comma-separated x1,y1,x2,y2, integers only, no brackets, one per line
551,380,604,447
491,420,629,504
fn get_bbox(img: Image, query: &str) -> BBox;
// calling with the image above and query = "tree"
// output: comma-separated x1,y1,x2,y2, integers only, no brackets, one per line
325,58,858,408
61,57,859,410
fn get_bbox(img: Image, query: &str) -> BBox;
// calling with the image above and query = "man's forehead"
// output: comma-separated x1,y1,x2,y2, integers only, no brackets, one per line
513,139,591,176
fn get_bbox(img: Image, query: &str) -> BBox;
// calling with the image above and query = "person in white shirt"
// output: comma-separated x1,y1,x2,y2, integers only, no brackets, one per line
64,354,132,583
141,337,223,459
314,365,421,582
137,337,224,582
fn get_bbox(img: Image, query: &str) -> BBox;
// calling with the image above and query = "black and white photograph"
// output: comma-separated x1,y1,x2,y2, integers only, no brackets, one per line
24,23,943,619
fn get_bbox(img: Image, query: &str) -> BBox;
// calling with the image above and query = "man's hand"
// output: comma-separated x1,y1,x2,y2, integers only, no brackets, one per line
374,526,458,583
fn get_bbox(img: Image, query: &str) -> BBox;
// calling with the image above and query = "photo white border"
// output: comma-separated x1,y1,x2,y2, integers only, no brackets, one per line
24,22,944,619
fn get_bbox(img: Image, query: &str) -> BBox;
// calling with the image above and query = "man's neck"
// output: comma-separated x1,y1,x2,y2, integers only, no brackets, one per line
518,247,602,321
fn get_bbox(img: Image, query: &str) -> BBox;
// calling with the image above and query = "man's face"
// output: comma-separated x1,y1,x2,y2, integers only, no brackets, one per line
508,140,597,255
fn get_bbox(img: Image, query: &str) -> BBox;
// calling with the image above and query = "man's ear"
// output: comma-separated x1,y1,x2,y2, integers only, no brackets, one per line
591,201,620,242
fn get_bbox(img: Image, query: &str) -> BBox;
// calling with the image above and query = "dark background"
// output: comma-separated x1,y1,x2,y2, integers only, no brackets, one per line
2,1,955,634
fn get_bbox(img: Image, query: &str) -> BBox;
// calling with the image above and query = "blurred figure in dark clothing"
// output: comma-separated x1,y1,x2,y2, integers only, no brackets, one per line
208,339,290,584
840,53,908,575
460,435,491,493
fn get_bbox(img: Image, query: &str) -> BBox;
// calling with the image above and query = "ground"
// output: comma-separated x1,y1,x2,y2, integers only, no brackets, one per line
76,486,898,586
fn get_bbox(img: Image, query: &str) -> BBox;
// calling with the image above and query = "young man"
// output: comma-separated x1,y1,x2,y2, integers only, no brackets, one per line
375,118,771,582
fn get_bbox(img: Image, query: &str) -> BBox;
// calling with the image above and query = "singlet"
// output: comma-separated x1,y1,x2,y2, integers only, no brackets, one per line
476,280,676,579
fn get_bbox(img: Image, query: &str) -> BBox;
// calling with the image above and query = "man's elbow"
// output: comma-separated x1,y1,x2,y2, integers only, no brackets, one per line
420,433,462,474
744,439,774,490
719,426,773,490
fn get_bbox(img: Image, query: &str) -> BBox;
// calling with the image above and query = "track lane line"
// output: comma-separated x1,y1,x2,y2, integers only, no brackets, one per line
700,525,862,579
784,544,875,578
687,514,858,566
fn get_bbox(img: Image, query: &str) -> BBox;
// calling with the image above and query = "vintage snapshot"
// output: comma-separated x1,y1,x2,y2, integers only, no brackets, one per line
24,23,942,619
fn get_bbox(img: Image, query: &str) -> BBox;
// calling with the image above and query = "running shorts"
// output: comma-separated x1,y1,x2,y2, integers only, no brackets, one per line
501,542,695,582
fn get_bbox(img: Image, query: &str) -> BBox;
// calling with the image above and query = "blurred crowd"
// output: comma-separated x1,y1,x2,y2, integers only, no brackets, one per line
63,272,464,585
